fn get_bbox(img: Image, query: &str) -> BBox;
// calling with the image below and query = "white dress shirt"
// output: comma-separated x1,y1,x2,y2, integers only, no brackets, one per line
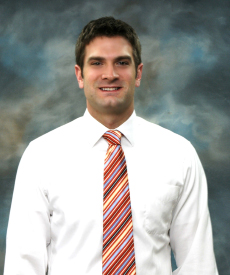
4,109,218,275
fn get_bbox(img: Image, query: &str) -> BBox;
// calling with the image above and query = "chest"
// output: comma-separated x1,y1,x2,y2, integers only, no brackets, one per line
46,144,183,236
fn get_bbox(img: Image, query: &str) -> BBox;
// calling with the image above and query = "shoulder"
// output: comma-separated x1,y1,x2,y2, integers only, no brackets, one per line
134,115,197,163
28,116,85,153
134,116,202,174
135,116,190,146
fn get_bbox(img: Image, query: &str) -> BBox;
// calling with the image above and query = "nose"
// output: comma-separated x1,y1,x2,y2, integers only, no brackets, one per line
102,64,119,81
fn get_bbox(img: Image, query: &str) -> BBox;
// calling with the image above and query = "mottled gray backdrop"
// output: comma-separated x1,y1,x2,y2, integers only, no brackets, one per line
0,0,229,274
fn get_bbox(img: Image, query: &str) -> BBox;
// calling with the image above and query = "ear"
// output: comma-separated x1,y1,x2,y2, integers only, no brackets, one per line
75,65,84,89
135,63,143,88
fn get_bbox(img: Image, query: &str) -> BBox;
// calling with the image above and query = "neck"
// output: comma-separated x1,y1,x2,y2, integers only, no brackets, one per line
87,107,133,129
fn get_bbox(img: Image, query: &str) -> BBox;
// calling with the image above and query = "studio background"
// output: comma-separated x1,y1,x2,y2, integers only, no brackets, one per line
0,0,229,274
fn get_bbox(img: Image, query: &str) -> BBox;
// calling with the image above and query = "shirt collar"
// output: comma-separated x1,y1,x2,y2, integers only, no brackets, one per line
83,109,136,148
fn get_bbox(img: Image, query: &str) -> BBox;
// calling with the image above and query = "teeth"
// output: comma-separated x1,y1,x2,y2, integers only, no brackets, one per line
101,88,119,91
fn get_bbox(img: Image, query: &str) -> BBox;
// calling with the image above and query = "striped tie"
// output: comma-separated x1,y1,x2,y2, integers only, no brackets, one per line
102,130,136,275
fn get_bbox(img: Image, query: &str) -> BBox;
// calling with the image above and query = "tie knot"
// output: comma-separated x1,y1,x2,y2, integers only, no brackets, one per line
103,130,122,145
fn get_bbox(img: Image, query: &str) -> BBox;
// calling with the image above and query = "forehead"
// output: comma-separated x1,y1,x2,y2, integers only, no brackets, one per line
84,36,134,61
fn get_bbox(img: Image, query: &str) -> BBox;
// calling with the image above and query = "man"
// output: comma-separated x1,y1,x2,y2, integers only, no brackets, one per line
4,17,218,274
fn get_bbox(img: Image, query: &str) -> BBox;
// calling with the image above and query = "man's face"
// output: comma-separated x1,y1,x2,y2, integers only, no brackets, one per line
75,36,143,117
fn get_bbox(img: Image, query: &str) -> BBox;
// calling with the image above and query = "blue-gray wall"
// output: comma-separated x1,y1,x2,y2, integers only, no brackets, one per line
1,0,229,274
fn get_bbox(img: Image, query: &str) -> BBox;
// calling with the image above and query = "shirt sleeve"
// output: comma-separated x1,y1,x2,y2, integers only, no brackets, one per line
170,143,218,275
4,142,50,275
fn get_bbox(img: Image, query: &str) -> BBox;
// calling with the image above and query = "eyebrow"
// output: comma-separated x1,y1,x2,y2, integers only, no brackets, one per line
87,55,133,63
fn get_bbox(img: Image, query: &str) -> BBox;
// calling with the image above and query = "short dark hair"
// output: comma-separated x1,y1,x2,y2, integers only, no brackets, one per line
75,16,142,76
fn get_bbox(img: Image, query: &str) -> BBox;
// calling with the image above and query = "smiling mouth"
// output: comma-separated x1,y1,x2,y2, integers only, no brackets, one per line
100,87,120,91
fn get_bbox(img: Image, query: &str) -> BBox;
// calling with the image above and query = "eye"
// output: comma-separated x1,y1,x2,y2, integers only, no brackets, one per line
117,61,129,66
92,61,102,66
